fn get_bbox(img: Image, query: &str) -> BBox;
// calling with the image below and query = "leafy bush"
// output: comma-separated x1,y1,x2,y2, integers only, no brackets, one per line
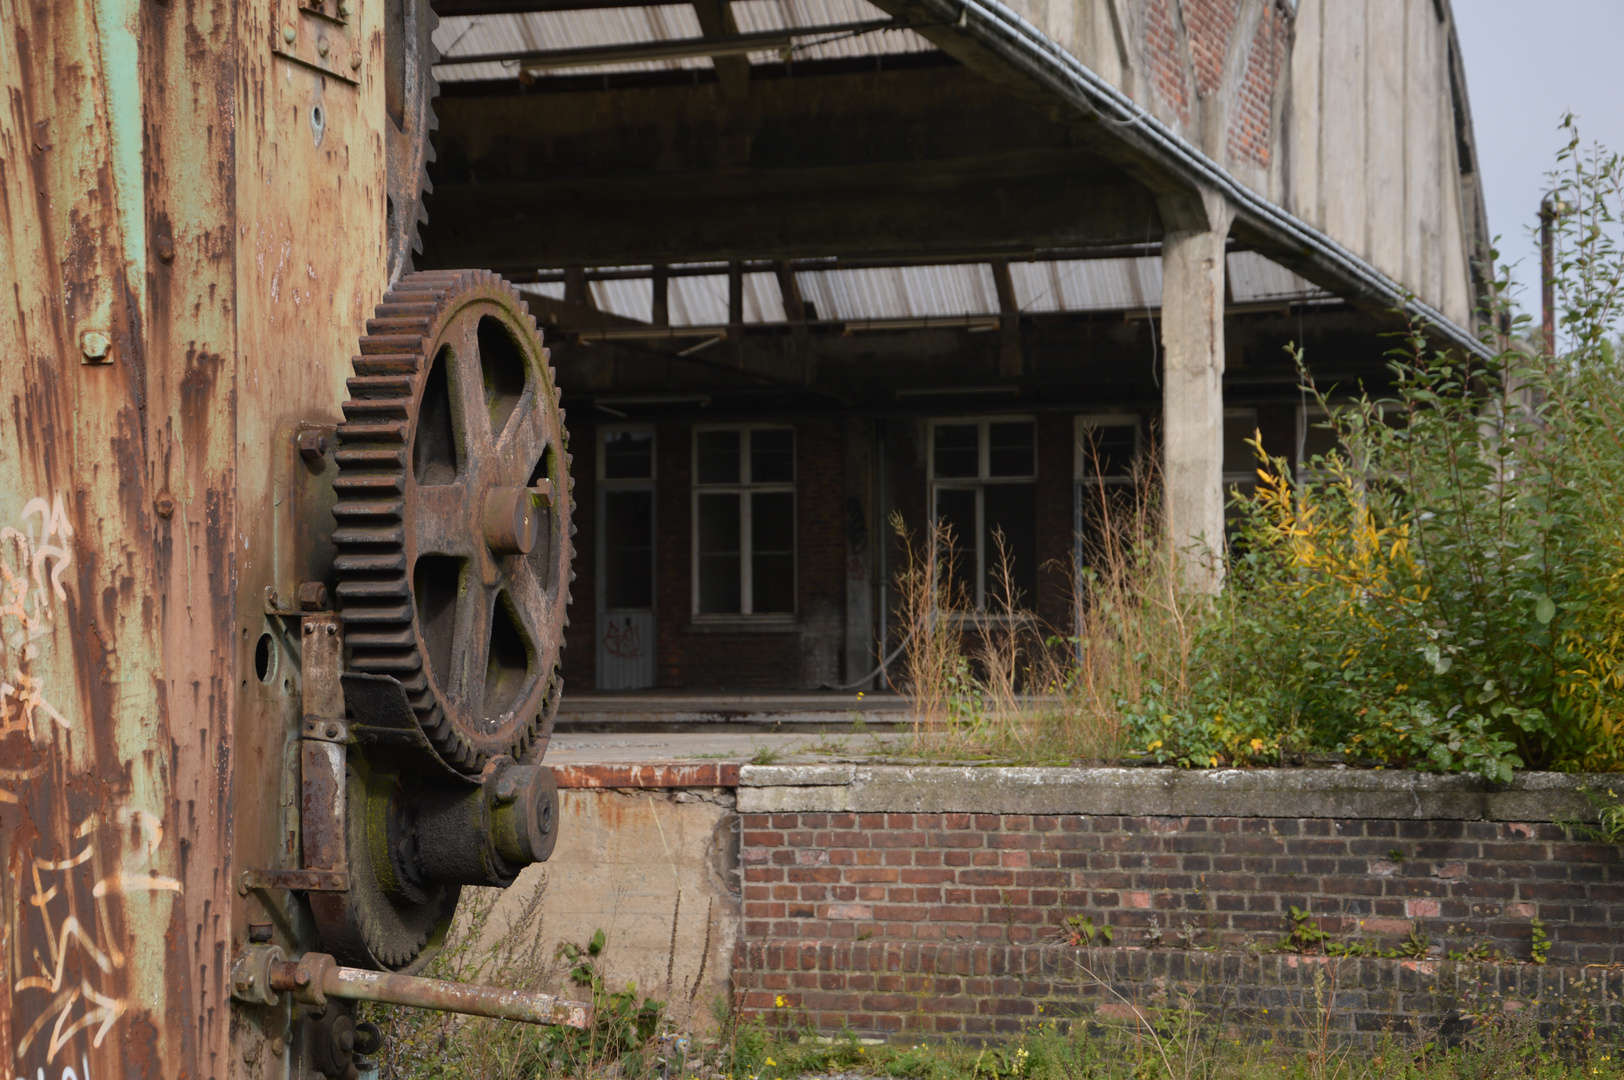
1129,122,1624,777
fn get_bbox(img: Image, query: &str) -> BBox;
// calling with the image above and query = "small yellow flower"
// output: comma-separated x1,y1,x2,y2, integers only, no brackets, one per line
765,1059,775,1067
1250,738,1264,752
1147,740,1163,751
857,691,865,698
774,995,787,1008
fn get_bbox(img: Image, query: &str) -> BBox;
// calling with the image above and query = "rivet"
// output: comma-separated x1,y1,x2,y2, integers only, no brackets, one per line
283,24,296,44
350,51,362,70
154,491,176,519
155,234,175,263
327,623,337,635
271,1038,285,1057
304,623,316,636
316,35,330,57
80,330,111,361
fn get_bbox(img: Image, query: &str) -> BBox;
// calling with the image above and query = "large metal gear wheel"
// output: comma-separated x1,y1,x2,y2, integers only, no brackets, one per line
333,270,574,774
384,0,439,283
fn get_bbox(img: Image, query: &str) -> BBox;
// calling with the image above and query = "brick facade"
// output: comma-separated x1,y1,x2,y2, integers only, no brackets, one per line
733,808,1624,1045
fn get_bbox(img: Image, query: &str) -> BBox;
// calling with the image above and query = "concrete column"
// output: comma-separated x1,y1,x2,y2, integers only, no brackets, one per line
1160,186,1233,592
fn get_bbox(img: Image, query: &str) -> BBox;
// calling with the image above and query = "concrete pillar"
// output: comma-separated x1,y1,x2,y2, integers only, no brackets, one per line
1160,186,1234,592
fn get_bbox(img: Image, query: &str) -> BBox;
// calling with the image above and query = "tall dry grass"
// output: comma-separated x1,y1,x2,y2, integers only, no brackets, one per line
888,454,1202,764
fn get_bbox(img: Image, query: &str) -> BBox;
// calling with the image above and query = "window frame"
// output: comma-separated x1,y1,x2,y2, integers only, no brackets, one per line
927,416,1037,611
597,425,657,615
690,423,798,619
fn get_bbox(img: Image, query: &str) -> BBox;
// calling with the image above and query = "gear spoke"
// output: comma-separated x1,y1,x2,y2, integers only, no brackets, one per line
447,309,494,457
506,557,556,656
499,401,552,488
445,581,495,716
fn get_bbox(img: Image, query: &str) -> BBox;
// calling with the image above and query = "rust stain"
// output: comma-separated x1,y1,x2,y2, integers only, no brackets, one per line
550,762,742,789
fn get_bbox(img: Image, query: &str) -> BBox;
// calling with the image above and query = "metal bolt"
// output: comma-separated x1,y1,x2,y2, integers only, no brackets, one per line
283,24,296,43
154,491,175,519
295,970,310,987
494,774,519,803
155,234,175,262
304,623,316,636
297,430,329,462
80,330,111,361
324,724,339,740
350,51,362,70
326,623,337,635
271,1039,285,1058
297,581,328,611
316,34,330,57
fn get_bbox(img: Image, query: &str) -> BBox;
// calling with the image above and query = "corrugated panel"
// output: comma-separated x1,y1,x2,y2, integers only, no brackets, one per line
669,272,785,324
1009,257,1162,313
434,6,711,82
519,281,567,302
733,0,937,61
1228,251,1330,302
591,277,654,321
795,264,999,320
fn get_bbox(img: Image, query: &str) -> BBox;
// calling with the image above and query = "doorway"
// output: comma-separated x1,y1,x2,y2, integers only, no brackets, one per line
597,427,656,689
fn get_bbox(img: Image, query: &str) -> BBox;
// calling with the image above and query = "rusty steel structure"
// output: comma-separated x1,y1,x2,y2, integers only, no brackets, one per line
0,1,581,1078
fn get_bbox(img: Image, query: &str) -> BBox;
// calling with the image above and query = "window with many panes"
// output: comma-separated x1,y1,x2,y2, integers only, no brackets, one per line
1073,415,1140,573
692,426,796,616
929,418,1036,610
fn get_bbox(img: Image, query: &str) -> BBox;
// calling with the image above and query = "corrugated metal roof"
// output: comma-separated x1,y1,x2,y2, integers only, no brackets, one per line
1008,252,1326,313
434,6,711,82
1009,257,1161,313
1228,251,1330,302
515,251,1328,324
433,0,930,82
731,0,936,62
795,264,1000,320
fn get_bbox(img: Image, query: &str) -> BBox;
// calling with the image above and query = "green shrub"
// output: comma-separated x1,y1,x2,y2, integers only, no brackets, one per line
1130,122,1624,777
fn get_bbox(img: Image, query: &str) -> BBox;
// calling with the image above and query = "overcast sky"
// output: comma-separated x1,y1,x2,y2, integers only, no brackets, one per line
1453,1,1624,311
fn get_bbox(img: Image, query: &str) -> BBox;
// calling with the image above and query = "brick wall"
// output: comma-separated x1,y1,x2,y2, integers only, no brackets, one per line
1226,4,1290,168
733,805,1624,1046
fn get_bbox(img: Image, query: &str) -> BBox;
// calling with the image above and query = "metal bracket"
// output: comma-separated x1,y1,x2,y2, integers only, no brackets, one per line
301,614,350,882
273,0,361,84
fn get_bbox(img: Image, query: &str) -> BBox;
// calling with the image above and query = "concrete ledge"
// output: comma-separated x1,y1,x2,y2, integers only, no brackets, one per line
736,765,1611,821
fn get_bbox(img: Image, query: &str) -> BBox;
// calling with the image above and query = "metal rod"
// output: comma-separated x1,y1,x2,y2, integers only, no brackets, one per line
268,953,591,1028
437,18,906,68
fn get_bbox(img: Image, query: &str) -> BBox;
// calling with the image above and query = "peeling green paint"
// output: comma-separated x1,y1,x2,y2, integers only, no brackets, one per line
93,0,144,308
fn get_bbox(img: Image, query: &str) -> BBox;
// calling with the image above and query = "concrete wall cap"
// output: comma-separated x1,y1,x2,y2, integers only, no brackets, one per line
734,765,1614,821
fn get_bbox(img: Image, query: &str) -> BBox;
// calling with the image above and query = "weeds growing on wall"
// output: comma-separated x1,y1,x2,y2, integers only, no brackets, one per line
892,122,1624,776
